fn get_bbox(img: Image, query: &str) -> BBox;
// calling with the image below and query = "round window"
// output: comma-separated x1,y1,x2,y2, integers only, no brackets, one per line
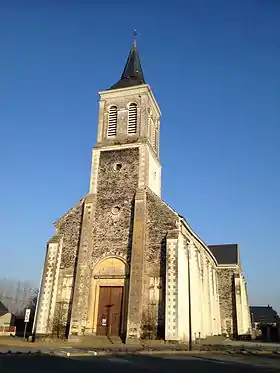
114,163,122,171
111,206,121,215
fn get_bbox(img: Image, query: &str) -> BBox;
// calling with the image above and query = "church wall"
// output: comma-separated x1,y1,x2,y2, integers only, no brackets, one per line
144,189,178,338
57,200,85,271
177,233,189,341
53,199,84,336
217,266,239,336
69,148,140,336
34,200,84,337
147,147,161,197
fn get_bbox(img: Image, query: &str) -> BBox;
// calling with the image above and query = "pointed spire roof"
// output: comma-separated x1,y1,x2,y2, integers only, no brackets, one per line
110,41,146,90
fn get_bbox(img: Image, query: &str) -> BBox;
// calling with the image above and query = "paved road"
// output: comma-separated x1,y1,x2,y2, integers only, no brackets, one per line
0,353,280,372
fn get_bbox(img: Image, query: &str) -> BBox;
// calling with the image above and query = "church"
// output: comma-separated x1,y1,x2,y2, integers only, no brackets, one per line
34,41,252,343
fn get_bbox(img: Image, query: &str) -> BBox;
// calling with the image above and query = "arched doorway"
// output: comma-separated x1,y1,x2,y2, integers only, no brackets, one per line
87,256,129,337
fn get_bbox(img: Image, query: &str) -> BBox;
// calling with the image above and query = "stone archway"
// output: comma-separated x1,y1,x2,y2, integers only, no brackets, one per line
87,256,129,337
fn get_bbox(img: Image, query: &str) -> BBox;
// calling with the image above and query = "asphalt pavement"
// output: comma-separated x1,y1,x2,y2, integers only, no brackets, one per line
0,353,280,372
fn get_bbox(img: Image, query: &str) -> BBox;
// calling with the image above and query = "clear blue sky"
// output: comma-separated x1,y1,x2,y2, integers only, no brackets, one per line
0,0,279,312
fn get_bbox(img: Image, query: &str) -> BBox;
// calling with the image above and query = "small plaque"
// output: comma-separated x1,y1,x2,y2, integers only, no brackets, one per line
101,318,107,326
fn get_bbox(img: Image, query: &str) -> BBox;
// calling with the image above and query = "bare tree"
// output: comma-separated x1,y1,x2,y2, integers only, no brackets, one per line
50,301,68,339
141,304,158,340
0,278,38,316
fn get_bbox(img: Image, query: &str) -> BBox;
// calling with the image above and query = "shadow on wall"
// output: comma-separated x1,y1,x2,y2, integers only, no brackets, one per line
231,277,237,339
141,238,166,340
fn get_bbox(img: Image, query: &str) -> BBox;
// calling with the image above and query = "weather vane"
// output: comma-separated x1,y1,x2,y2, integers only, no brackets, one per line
132,29,138,46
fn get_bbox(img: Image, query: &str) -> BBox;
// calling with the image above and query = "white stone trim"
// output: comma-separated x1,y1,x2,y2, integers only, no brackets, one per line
146,145,161,197
89,149,100,194
94,143,140,152
235,275,252,336
36,240,63,334
138,144,147,189
165,237,179,340
97,100,105,143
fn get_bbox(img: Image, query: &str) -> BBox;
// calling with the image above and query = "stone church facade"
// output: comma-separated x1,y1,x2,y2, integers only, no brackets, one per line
34,42,252,342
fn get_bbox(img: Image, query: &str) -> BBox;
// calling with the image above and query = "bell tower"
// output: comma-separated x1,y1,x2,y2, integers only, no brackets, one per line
68,40,163,340
89,41,162,197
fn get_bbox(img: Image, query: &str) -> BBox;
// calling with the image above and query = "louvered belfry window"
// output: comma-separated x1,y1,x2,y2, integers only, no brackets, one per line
128,103,137,134
107,106,117,137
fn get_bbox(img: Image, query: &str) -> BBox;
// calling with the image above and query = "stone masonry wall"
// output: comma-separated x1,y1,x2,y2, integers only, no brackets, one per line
92,148,140,264
55,199,84,270
217,267,240,337
143,188,178,338
51,199,84,335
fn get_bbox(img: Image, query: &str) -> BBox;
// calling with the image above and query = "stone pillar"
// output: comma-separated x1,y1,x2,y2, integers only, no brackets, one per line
35,238,62,336
178,235,190,342
234,274,243,336
69,195,95,337
202,258,210,336
208,264,213,336
206,261,212,336
240,276,252,335
209,264,216,336
199,257,205,338
126,189,146,342
194,249,202,341
213,269,221,335
189,244,201,342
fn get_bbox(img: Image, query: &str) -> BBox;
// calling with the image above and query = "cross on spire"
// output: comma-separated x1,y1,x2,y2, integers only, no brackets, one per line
132,29,138,46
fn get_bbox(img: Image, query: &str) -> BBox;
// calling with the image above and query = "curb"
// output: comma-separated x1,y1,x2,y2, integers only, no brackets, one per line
51,349,280,358
1,348,280,358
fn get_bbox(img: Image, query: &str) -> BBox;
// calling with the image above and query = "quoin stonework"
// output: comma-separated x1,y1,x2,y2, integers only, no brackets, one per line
34,41,252,343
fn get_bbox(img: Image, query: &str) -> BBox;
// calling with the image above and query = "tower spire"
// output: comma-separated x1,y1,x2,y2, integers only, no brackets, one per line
110,34,145,90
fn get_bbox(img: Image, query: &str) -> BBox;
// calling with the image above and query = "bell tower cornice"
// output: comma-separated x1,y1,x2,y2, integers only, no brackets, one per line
98,84,161,118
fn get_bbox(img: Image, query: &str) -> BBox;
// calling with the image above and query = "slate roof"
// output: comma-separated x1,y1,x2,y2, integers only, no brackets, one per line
0,301,9,316
250,306,279,323
110,42,145,90
208,244,239,265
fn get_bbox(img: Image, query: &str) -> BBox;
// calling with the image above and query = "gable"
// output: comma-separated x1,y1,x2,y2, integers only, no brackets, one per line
250,306,279,323
208,244,239,265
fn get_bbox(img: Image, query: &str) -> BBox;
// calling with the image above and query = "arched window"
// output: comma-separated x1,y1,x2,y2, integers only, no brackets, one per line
127,103,137,134
107,106,117,137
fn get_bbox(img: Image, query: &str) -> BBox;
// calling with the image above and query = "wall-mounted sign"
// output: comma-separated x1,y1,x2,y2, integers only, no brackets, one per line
101,318,107,326
24,309,31,323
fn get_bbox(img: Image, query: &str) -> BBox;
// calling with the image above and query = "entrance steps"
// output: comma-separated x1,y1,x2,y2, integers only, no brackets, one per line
78,335,124,348
198,335,228,345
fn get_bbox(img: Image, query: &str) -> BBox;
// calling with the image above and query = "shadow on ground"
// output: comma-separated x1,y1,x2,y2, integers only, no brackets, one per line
0,354,279,373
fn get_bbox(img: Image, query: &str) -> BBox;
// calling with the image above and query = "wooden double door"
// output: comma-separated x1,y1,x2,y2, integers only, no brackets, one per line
96,286,124,336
